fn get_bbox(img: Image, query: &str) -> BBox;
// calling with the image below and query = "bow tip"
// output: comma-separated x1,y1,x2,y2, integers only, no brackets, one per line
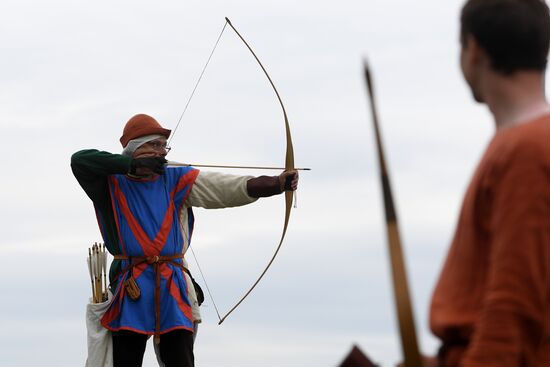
363,58,374,92
363,58,371,75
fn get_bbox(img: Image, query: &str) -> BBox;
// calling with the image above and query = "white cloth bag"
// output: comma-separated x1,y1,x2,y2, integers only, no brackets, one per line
85,292,113,367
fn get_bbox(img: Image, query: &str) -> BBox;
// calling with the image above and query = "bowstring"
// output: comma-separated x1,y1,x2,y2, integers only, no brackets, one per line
171,19,229,321
189,246,222,321
168,20,228,146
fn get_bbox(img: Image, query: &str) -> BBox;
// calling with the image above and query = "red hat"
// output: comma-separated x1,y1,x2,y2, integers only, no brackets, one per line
120,114,171,147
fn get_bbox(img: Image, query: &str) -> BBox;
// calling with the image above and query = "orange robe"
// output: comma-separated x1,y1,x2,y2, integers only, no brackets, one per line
430,115,550,367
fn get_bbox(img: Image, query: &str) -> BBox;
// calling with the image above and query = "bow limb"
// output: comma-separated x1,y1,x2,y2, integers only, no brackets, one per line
217,18,295,324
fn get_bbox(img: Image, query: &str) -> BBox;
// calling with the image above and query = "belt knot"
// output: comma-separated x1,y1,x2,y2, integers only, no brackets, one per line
112,252,185,345
147,255,160,264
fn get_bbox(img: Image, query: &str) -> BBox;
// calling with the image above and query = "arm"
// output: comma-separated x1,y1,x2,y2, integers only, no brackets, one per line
185,170,298,209
247,170,299,197
185,171,257,208
70,149,132,205
71,149,133,268
461,145,549,367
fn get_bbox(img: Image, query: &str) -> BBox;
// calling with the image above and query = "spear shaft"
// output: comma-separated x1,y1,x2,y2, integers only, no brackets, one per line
364,60,422,367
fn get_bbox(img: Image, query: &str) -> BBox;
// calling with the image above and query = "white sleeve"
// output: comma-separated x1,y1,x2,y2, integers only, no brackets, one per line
185,171,258,208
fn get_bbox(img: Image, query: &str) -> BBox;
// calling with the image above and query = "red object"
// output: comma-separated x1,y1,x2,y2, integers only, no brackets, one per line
120,114,171,147
339,345,379,367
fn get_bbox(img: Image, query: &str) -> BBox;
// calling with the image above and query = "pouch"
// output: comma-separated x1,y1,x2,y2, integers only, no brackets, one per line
124,277,141,301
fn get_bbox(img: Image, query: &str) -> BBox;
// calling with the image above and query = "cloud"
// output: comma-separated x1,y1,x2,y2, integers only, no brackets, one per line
0,0,514,366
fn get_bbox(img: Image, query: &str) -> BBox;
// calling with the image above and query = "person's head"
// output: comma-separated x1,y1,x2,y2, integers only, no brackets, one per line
460,0,550,100
120,114,172,159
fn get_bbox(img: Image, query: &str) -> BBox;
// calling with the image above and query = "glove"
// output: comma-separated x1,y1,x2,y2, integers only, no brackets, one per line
283,173,294,191
279,170,298,191
129,157,167,175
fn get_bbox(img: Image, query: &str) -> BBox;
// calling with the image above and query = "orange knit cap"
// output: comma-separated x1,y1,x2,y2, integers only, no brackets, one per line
119,114,171,147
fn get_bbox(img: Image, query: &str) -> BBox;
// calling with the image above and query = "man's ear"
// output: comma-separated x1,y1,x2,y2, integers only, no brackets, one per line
464,34,488,67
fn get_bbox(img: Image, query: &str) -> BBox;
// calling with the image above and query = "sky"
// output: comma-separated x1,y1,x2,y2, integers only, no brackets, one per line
0,0,520,366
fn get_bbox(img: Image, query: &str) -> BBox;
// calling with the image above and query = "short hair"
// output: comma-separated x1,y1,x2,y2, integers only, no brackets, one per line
460,0,550,74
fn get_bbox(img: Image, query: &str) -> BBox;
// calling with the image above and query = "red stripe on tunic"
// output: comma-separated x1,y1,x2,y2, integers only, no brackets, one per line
110,177,176,257
110,177,153,252
161,265,194,322
107,177,127,254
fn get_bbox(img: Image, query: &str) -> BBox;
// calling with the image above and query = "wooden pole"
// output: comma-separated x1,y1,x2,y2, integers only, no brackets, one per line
364,60,422,367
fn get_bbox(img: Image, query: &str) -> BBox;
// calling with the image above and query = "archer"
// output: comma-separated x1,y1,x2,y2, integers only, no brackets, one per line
71,113,298,367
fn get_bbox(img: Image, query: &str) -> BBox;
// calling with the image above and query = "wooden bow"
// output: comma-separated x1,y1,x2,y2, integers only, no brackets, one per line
170,17,296,325
216,17,295,324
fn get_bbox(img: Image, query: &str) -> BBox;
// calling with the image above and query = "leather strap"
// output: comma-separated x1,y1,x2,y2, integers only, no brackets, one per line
114,254,185,344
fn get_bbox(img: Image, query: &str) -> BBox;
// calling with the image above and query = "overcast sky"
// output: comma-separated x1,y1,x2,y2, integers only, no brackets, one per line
0,0,522,366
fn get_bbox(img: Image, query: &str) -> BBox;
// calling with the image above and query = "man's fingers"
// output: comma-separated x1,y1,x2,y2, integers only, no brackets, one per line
284,174,293,191
282,170,299,191
130,157,167,175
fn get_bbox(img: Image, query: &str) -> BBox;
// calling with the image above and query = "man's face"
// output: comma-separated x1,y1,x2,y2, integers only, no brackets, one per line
131,137,170,176
132,137,170,159
460,34,484,103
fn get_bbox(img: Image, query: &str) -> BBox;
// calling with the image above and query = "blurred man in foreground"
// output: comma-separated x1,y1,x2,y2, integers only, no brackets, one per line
429,0,550,366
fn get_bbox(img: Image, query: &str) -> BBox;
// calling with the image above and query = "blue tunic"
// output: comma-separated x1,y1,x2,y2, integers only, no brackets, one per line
100,167,199,335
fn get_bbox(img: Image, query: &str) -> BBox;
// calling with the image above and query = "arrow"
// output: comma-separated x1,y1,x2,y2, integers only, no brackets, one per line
166,161,310,171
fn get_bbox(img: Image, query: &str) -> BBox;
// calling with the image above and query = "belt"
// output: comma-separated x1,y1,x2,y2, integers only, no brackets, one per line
114,254,185,344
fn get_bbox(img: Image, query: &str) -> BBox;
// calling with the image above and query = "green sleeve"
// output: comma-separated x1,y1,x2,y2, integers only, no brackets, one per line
71,149,132,205
71,149,132,276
